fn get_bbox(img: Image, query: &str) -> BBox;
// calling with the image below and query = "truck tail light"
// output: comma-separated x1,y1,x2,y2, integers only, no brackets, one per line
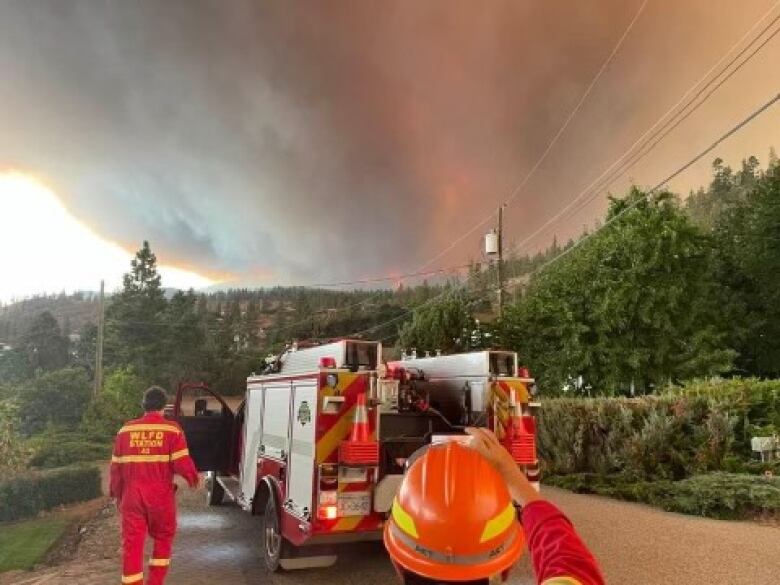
318,504,338,520
318,464,339,520
318,490,338,520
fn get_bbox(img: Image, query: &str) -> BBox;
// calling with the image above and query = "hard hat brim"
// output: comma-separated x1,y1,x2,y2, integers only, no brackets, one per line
383,519,525,582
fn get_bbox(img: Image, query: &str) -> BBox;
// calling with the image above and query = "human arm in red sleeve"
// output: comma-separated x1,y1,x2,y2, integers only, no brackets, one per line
521,500,605,585
170,426,200,488
466,427,605,585
109,433,124,501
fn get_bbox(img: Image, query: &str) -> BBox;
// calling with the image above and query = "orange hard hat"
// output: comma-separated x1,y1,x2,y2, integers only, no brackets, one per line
384,441,525,582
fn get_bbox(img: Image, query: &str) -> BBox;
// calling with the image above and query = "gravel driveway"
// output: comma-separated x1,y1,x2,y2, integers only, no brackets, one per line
4,486,780,584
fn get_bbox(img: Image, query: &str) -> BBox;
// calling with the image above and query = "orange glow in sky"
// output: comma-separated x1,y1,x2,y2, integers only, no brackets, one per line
0,171,215,302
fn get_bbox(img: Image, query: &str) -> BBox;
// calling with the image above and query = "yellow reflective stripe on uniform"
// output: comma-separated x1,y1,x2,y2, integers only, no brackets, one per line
391,498,419,538
149,558,171,567
119,424,180,435
122,573,144,583
542,578,583,585
480,502,516,543
112,454,172,464
171,449,189,461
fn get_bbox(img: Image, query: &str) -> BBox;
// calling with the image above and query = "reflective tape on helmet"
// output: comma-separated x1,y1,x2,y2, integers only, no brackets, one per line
541,578,583,585
391,498,419,538
480,502,516,543
390,522,517,565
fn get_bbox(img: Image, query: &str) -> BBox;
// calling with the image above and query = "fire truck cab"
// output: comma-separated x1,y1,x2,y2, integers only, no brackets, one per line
172,340,539,571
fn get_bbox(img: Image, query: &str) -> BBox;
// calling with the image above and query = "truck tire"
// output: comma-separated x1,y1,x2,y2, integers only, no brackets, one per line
262,495,292,572
206,472,224,506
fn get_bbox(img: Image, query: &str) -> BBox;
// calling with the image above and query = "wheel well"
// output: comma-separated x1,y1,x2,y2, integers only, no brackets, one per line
252,478,277,516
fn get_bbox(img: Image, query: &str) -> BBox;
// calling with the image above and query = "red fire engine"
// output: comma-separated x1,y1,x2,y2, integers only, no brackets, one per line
172,339,539,571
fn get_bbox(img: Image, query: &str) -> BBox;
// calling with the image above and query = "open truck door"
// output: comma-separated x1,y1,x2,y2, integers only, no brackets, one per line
170,382,234,473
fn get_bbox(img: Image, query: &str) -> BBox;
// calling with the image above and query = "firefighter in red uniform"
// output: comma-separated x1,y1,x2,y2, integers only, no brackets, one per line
384,427,605,585
110,386,200,585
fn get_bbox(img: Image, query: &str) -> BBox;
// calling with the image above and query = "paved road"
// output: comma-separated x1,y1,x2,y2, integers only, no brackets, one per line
5,486,780,584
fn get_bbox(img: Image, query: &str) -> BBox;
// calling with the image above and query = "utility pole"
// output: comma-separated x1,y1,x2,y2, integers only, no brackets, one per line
94,280,105,397
497,205,504,318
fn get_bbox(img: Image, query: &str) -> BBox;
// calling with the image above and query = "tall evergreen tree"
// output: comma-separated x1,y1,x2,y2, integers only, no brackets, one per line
105,241,168,382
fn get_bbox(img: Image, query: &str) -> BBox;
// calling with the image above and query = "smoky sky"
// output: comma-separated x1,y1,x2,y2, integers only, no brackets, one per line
1,0,778,287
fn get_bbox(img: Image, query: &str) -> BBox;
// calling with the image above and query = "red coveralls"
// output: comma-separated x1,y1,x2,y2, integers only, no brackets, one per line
521,500,605,585
110,412,199,585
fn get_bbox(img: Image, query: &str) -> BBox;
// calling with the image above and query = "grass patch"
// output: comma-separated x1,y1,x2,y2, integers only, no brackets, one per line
0,517,70,571
546,472,780,520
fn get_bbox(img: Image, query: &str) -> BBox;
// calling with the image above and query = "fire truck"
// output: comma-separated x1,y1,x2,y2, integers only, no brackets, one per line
172,339,539,571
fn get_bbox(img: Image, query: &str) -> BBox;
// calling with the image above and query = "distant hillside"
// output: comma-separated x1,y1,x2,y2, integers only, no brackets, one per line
0,292,100,343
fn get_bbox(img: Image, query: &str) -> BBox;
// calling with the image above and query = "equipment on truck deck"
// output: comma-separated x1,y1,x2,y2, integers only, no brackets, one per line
386,350,541,489
170,341,540,572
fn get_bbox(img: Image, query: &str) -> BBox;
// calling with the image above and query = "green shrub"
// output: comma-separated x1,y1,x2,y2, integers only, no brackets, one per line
29,439,111,469
537,379,780,479
720,456,780,476
0,465,102,522
671,378,780,456
538,395,736,479
547,472,780,520
80,367,145,442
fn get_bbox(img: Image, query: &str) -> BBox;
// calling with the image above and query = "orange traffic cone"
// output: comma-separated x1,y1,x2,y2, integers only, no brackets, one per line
339,392,379,465
501,390,537,465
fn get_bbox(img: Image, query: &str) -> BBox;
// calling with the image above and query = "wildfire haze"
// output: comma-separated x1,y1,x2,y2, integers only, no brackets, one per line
1,0,779,298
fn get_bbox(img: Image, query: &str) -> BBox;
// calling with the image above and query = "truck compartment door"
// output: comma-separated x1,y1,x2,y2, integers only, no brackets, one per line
287,382,317,519
261,384,292,460
171,382,234,473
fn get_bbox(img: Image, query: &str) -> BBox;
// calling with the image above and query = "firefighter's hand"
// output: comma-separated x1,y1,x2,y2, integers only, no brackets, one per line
465,427,540,506
190,475,202,490
464,427,514,472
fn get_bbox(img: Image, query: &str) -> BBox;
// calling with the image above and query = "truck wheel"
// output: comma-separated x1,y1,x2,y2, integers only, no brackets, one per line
262,495,290,571
206,472,224,506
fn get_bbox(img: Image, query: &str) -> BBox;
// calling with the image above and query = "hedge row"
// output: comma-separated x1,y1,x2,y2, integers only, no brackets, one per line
537,378,780,480
538,395,734,479
0,465,102,522
545,472,780,520
29,440,111,469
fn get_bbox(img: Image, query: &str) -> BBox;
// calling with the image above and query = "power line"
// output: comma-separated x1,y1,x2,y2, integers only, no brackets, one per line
414,0,649,273
512,2,780,252
546,12,780,238
359,92,780,344
517,92,780,281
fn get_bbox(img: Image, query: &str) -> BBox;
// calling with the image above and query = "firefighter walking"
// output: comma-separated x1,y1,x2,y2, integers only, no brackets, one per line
110,386,200,585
